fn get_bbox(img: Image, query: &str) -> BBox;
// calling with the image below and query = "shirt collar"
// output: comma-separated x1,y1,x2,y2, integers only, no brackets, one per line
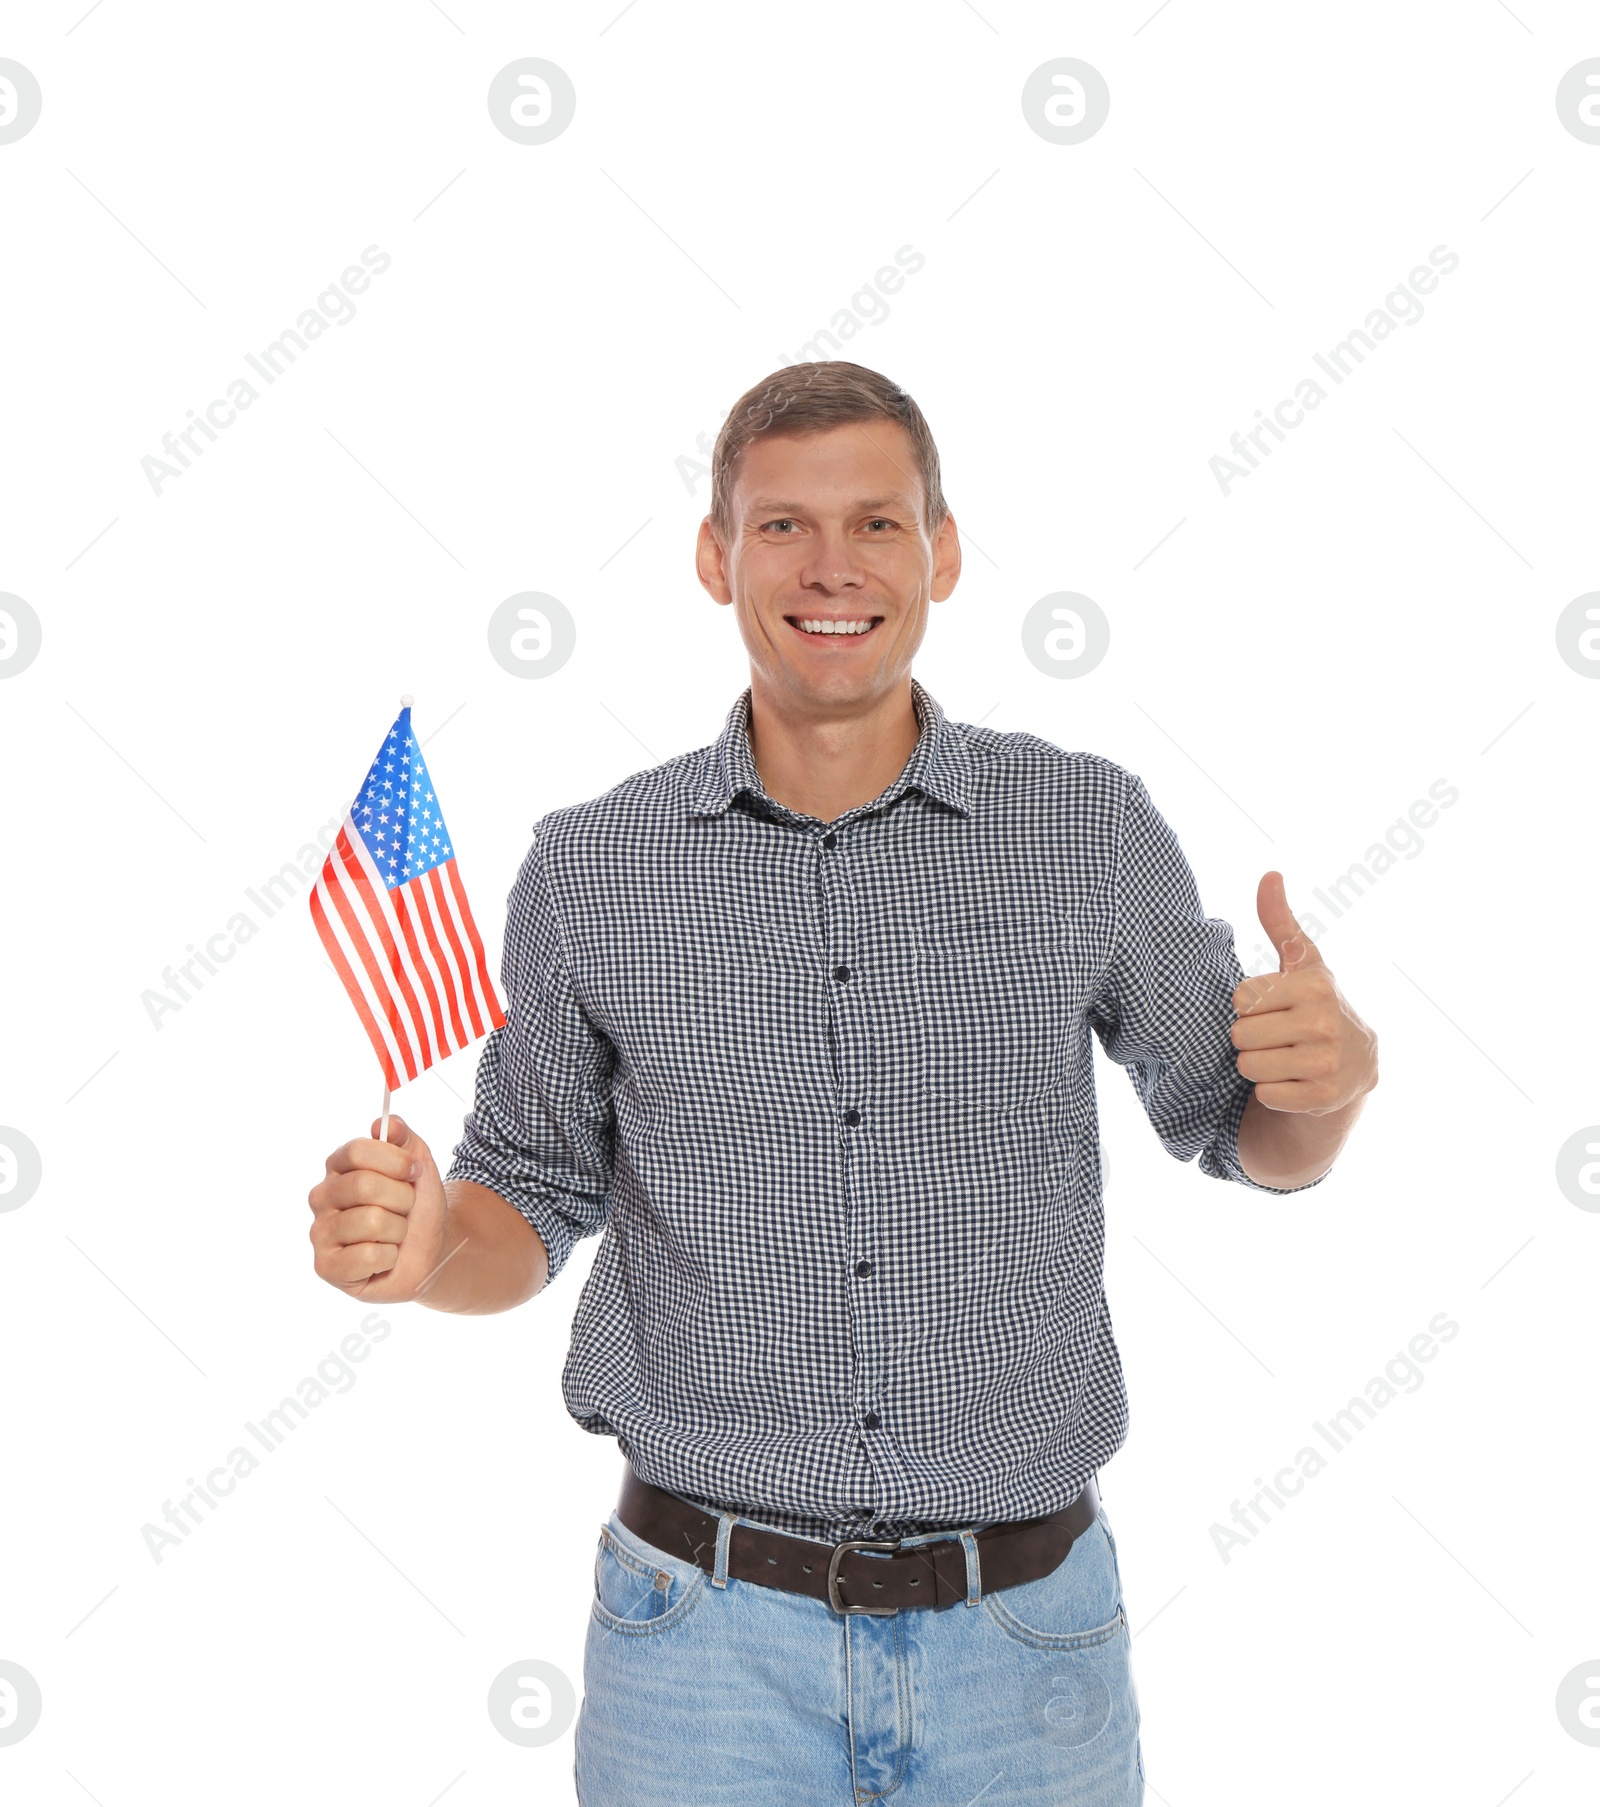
688,680,973,821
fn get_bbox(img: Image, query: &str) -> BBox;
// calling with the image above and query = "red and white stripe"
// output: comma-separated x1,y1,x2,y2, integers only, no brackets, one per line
309,817,505,1090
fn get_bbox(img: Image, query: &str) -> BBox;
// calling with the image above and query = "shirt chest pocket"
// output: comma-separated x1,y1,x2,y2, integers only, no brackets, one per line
913,914,1083,1112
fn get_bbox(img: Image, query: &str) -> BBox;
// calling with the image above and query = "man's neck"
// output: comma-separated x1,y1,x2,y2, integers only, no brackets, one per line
747,682,922,824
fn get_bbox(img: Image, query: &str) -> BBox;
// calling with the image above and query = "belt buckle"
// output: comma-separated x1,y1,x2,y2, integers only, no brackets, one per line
826,1537,901,1615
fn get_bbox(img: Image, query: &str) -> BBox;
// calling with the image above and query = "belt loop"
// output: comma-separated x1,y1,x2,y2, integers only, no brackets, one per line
711,1512,738,1588
958,1529,981,1607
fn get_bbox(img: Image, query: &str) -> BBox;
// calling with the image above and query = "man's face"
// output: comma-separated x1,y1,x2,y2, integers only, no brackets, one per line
696,421,961,718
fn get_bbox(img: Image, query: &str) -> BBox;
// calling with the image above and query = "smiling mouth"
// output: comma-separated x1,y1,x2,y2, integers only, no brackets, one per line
785,616,883,638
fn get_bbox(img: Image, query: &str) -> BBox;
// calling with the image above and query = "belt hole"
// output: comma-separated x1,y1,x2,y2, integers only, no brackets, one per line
767,1556,778,1565
802,1563,813,1573
910,1577,920,1586
873,1580,884,1589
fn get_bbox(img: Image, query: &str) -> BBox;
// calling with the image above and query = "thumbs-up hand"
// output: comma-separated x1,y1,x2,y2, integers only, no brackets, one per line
1230,872,1379,1114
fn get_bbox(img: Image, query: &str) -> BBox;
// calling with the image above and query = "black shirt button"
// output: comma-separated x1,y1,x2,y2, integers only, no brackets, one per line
855,1258,874,1278
822,833,836,849
833,965,851,983
842,1107,861,1127
862,1411,882,1430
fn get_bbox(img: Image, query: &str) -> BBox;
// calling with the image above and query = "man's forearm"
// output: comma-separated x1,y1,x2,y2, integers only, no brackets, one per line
415,1179,549,1314
1236,1086,1370,1190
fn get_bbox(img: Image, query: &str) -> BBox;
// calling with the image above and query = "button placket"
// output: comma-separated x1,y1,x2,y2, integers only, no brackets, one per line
817,825,885,1460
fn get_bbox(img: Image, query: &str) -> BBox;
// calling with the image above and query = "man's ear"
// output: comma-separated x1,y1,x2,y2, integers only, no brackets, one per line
930,512,962,602
696,517,733,606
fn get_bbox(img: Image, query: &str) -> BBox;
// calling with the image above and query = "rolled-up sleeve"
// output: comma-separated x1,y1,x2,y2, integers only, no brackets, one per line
443,828,617,1279
1087,775,1328,1197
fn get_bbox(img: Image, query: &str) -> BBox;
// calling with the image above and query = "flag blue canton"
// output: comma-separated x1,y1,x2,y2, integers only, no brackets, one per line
353,706,454,890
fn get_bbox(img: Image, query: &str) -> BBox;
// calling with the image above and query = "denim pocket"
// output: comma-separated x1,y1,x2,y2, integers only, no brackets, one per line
590,1515,706,1638
983,1515,1124,1650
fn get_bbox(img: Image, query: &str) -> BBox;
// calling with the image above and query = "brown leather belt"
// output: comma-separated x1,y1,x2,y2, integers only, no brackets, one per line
616,1465,1100,1615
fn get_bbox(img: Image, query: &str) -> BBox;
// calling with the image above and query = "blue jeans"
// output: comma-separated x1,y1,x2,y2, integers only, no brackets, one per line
575,1494,1145,1805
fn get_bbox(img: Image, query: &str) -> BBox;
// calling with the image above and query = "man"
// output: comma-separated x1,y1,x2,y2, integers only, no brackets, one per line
308,362,1378,1804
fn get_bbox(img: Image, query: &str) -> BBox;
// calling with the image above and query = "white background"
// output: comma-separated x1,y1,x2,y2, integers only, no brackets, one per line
1,2,1596,1803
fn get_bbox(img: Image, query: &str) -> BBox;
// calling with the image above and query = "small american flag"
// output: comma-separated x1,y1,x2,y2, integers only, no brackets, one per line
310,700,505,1090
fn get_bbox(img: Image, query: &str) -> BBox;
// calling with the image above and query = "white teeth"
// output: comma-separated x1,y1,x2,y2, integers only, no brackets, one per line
798,619,873,635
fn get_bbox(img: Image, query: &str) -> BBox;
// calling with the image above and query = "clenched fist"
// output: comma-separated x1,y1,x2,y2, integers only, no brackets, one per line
308,1116,450,1303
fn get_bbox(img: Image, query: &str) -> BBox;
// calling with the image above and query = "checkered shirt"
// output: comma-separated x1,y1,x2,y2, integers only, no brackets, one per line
445,683,1326,1540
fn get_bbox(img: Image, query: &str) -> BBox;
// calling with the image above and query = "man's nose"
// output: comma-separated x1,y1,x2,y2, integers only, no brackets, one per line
799,531,868,591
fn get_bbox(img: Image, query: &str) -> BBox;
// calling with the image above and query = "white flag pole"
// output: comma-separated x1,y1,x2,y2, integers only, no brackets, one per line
378,693,413,1151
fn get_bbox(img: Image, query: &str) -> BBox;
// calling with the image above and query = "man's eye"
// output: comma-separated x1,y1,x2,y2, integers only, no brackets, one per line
764,519,797,534
865,519,895,532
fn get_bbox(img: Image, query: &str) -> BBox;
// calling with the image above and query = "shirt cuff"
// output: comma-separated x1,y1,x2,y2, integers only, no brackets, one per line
1200,1074,1332,1195
440,1158,578,1283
